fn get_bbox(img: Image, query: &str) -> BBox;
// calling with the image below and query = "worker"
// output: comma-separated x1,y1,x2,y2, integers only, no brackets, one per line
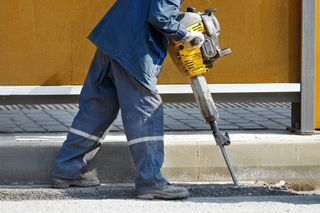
51,0,204,200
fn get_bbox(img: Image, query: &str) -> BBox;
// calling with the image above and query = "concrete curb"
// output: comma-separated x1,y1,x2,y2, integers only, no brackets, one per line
0,131,319,187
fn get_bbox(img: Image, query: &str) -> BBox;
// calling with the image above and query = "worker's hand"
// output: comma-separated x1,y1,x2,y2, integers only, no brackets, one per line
184,31,205,49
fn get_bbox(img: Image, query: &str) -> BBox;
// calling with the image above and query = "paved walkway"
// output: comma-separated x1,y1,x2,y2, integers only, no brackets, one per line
0,102,291,133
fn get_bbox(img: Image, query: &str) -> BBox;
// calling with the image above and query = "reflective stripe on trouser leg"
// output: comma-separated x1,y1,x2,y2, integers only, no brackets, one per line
128,136,164,146
82,119,116,164
52,50,120,179
69,122,114,164
109,57,168,191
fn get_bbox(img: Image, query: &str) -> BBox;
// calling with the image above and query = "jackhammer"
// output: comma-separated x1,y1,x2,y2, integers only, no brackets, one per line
169,7,238,186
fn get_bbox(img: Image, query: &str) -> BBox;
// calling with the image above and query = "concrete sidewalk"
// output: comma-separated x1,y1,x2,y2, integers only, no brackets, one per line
0,130,319,188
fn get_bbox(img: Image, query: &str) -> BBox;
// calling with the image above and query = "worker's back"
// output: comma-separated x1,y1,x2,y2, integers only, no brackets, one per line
88,0,169,91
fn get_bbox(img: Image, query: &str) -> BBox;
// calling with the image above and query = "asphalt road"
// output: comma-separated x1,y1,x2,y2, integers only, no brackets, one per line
1,196,320,213
0,184,319,213
0,183,309,200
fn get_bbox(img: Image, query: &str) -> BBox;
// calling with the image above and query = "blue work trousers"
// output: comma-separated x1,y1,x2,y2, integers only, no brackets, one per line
52,49,168,192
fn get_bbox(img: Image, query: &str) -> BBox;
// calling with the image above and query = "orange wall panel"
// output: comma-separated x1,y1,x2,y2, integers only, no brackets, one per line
0,0,301,85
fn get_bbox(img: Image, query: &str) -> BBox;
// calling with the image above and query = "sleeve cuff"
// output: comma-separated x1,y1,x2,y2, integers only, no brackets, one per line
181,30,191,41
173,28,189,41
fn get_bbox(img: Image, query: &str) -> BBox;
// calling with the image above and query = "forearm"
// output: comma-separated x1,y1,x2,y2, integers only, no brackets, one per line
148,0,188,41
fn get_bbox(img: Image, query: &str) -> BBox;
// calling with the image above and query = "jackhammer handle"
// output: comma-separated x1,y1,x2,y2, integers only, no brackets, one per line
218,48,232,57
205,8,217,14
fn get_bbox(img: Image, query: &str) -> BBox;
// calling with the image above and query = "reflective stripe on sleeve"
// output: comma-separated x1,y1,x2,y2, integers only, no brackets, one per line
128,136,164,146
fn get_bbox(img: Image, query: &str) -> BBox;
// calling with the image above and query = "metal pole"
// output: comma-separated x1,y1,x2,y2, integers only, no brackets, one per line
301,0,316,134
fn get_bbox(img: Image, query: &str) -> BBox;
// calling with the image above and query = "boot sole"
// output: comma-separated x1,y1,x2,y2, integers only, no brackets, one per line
137,191,190,200
51,178,100,189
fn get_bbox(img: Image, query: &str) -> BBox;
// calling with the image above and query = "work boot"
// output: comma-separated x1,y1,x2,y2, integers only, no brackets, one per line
137,184,190,200
51,169,100,188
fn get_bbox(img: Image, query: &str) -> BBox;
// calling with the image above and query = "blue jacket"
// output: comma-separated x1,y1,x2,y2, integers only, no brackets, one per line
88,0,187,91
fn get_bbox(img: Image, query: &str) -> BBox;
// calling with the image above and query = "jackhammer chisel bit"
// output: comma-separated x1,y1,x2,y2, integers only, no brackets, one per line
209,121,238,186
